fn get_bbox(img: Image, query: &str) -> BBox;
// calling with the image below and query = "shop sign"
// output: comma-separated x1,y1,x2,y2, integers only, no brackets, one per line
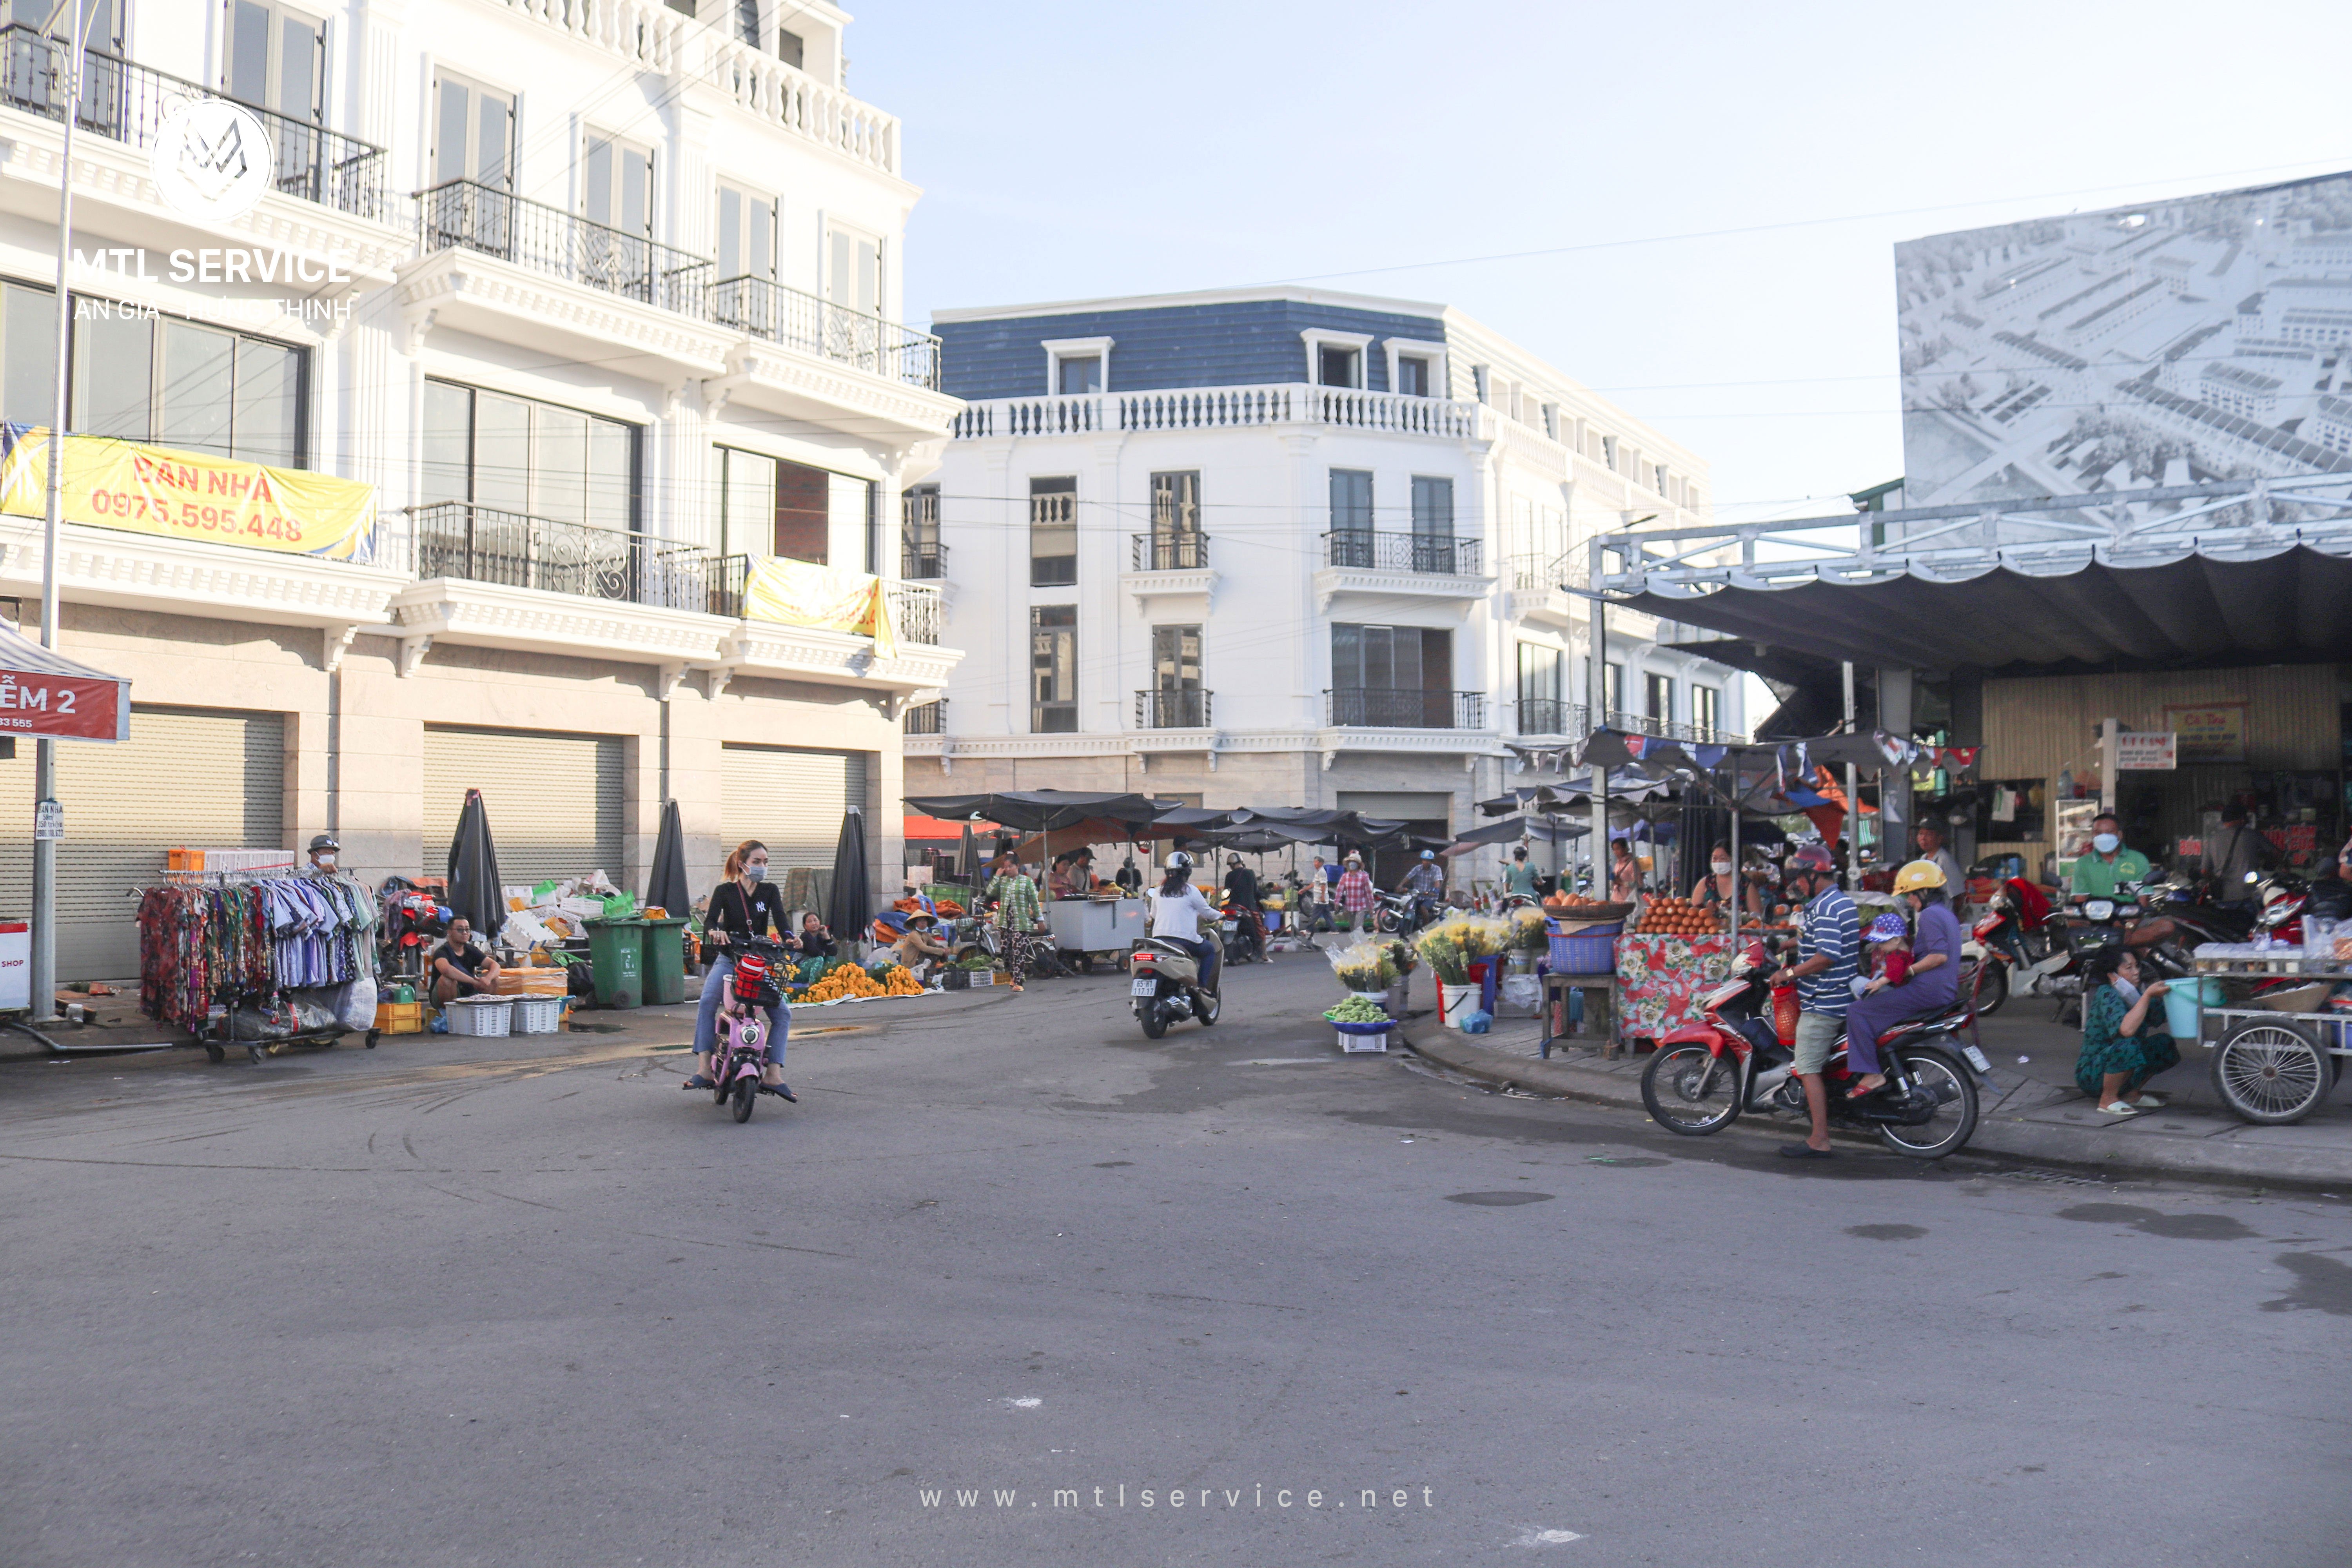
2163,702,2247,764
0,428,378,562
2,668,125,741
2115,731,2177,771
740,555,898,657
151,100,274,224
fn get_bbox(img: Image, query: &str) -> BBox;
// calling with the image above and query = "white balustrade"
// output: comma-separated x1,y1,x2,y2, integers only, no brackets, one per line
951,384,1483,441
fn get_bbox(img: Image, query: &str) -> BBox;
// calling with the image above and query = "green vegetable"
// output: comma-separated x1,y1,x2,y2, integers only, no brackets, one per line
1324,995,1392,1023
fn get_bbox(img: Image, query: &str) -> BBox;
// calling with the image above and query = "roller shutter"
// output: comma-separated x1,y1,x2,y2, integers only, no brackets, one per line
0,705,284,980
422,726,625,889
720,745,866,916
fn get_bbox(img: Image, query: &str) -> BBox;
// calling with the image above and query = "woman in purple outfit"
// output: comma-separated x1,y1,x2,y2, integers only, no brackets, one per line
1842,860,1964,1098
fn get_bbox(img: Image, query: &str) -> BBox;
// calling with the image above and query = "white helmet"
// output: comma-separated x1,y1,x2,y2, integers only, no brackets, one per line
1164,851,1192,873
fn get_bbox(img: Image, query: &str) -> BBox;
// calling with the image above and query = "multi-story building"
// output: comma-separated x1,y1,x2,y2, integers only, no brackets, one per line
0,0,960,974
902,286,1745,883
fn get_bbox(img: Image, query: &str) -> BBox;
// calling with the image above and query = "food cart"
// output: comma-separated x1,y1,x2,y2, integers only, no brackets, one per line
2186,940,2352,1125
1047,896,1148,972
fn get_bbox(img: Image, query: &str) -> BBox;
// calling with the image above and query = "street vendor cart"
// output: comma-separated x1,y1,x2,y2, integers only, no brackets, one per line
2185,942,2352,1125
1046,896,1148,972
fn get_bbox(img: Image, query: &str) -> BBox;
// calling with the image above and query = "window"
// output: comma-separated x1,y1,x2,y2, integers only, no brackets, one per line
583,133,652,236
432,74,512,190
1604,662,1623,714
1396,356,1429,397
423,380,635,531
1644,671,1673,724
1317,344,1359,388
1058,356,1100,395
1032,606,1077,733
828,227,881,316
1410,476,1452,537
1029,477,1076,586
777,27,804,67
1692,684,1721,736
1330,624,1453,727
1043,336,1113,395
900,485,941,578
733,0,759,45
227,0,321,123
1329,468,1374,533
1147,471,1202,568
714,446,836,561
59,297,305,467
1518,642,1564,733
715,183,774,281
1153,624,1201,692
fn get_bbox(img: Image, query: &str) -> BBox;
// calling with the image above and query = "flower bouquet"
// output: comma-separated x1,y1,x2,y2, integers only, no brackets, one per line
1415,924,1472,986
1326,940,1396,994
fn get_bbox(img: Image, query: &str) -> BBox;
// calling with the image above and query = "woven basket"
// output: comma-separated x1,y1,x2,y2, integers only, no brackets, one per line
1547,922,1621,974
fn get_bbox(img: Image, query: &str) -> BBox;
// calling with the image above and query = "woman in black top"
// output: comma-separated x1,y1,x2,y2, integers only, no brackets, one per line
688,840,798,1098
797,913,837,958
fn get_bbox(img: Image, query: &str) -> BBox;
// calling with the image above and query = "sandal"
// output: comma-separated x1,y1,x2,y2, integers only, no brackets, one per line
683,1075,715,1091
763,1083,798,1102
2098,1100,2139,1116
2132,1093,2168,1109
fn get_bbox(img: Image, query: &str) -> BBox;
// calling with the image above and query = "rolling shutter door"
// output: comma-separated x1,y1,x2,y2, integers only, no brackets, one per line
0,706,284,980
422,726,625,888
720,745,865,916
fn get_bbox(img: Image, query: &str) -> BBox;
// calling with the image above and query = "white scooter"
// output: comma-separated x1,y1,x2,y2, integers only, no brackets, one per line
1128,937,1221,1039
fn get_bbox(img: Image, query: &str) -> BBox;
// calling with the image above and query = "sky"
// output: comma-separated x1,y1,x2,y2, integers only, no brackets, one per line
851,0,2352,521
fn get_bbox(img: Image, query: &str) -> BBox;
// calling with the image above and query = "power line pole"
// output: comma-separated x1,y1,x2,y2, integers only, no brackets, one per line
32,0,89,1026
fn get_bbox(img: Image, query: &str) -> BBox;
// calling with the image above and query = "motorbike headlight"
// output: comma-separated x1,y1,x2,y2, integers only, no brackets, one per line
2085,900,2114,922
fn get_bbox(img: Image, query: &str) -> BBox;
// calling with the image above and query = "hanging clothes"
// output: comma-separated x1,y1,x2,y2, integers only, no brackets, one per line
136,872,378,1033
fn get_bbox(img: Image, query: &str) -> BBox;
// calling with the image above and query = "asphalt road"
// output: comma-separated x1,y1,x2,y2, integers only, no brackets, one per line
3,955,2349,1567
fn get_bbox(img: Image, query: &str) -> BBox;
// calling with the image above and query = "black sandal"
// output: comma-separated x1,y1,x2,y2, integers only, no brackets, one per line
684,1075,715,1091
762,1083,798,1102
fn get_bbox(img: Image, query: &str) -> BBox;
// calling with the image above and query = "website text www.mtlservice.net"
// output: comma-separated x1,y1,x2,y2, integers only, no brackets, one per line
920,1483,1433,1514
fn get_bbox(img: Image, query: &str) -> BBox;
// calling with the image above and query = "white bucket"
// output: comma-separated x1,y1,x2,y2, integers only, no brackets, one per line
1438,981,1479,1029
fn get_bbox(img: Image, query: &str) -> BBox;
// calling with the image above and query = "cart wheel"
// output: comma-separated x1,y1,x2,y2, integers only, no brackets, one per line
365,1030,379,1049
203,1043,225,1064
247,1044,267,1065
2210,1019,2331,1125
1077,953,1094,975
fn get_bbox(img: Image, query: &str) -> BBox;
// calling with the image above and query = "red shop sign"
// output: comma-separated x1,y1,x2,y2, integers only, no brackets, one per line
0,622,129,742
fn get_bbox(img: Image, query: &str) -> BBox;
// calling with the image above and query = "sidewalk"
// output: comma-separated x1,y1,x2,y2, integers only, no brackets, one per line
1401,1000,2352,1189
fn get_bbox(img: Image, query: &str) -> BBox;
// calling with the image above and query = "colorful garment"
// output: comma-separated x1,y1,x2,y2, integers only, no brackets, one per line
988,871,1041,931
1335,868,1375,915
2075,983,2180,1099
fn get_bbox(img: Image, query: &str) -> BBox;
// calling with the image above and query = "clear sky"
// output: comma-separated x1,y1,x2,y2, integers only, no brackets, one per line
852,0,2352,521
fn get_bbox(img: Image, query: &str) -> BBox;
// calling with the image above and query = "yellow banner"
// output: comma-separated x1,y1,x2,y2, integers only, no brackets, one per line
0,427,378,561
740,555,896,658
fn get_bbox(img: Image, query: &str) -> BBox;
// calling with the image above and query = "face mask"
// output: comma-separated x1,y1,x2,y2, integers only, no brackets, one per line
2092,833,2120,854
1711,860,1731,875
745,865,767,883
315,854,336,867
2111,975,2140,1004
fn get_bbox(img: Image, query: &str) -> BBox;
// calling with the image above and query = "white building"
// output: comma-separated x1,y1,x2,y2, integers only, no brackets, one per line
902,286,1746,884
0,0,960,974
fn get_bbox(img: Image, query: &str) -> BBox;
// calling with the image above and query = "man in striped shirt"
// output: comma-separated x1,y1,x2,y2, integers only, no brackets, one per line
1772,843,1859,1159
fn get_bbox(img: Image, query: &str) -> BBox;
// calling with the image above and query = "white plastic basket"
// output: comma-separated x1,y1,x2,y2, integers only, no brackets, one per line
1336,1026,1390,1053
510,995,563,1034
445,997,512,1037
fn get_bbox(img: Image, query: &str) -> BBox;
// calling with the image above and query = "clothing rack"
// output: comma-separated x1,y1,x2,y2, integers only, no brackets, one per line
133,873,378,1036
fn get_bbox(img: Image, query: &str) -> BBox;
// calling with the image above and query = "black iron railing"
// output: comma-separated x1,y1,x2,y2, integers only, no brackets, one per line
1131,531,1210,571
1518,699,1588,736
407,503,721,609
419,178,710,314
900,540,946,579
903,699,946,735
1135,688,1211,729
1325,688,1485,729
0,25,392,221
1322,530,1483,575
708,273,942,387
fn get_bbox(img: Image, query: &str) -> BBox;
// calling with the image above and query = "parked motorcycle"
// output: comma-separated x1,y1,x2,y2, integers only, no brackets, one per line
1959,874,2069,1016
1128,936,1221,1038
1639,942,1989,1159
706,938,788,1123
1371,888,1436,936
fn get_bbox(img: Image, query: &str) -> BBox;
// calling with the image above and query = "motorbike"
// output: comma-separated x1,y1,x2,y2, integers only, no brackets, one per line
1959,874,2069,1016
1638,941,1990,1159
1127,936,1221,1038
706,937,789,1123
1371,887,1439,936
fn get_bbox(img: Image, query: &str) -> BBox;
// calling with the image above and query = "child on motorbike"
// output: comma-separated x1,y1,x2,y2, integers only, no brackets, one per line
1856,910,1912,996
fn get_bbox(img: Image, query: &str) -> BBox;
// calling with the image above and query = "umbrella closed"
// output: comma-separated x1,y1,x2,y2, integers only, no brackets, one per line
445,788,504,939
827,806,871,953
647,799,689,917
956,819,982,886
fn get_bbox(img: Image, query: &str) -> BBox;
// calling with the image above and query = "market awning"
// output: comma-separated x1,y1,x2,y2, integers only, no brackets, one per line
0,619,128,742
1443,815,1590,855
904,791,1172,833
903,813,999,842
1612,543,2352,675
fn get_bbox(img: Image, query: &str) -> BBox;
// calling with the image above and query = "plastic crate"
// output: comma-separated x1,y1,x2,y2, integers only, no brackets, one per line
1335,1021,1390,1053
373,1000,424,1036
445,997,512,1037
510,996,563,1034
1547,920,1621,974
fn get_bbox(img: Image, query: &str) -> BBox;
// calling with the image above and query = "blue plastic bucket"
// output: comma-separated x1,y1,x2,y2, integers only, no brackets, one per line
2164,976,2223,1041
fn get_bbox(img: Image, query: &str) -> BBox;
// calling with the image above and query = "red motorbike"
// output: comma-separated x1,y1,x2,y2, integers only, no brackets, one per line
1638,942,1990,1159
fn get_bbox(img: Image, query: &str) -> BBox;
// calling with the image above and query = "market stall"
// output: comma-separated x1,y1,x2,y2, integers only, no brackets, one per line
137,869,379,1063
2184,937,2352,1125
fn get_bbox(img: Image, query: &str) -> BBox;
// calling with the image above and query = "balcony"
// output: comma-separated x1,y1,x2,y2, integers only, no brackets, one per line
0,25,393,223
1504,552,1579,627
406,502,724,610
1131,532,1209,571
900,540,947,581
1517,699,1588,737
420,179,709,315
1134,688,1212,730
709,275,940,389
1605,710,1744,745
903,698,946,735
1314,531,1489,610
952,383,1486,442
1325,688,1486,729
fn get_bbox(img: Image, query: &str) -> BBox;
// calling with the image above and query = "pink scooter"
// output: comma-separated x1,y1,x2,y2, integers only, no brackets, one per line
707,940,785,1123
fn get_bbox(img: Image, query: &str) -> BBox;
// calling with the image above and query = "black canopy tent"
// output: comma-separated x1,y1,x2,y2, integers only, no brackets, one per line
646,799,690,919
904,790,1173,833
445,788,504,940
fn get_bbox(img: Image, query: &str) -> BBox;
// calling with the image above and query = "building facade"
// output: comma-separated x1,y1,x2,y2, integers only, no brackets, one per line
0,0,960,975
903,287,1744,882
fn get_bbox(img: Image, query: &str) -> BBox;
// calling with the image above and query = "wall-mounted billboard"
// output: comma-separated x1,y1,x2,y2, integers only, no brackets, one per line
1896,172,2352,510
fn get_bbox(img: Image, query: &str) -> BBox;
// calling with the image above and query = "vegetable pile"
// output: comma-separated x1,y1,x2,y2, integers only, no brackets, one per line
1325,995,1391,1023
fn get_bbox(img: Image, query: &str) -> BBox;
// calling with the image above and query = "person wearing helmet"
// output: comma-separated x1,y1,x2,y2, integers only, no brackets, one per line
1150,852,1221,993
1840,858,1964,1099
1400,846,1446,924
1770,842,1858,1158
1223,852,1268,964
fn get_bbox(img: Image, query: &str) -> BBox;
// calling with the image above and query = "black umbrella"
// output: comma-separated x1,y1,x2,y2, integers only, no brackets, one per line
956,818,981,887
826,806,871,952
647,799,689,916
445,787,504,939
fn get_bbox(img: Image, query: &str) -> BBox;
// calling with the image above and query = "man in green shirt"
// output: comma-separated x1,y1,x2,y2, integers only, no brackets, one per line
1502,846,1542,899
2069,811,2151,897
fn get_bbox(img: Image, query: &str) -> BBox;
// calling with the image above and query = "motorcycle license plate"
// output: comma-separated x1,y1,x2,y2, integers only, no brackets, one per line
1131,978,1158,997
1960,1043,1992,1074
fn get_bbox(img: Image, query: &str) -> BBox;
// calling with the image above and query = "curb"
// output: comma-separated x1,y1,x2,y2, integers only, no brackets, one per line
1399,1021,2352,1191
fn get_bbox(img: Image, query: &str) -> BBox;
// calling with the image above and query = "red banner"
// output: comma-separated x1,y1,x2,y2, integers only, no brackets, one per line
0,668,127,740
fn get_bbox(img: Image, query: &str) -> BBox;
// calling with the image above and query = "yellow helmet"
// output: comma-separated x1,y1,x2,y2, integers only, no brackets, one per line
1892,858,1948,894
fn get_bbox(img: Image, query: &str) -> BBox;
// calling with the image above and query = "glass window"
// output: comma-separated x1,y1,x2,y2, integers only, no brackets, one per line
419,381,471,507
425,378,639,528
1517,642,1561,705
472,392,531,514
232,338,300,469
157,321,236,457
1604,662,1622,714
1645,671,1673,722
434,75,512,188
1029,476,1076,587
1692,685,1721,735
3,281,56,428
777,28,803,67
1149,471,1199,556
1328,468,1373,533
719,448,776,560
1152,624,1200,691
829,229,880,315
532,403,588,528
1317,344,1359,388
1410,476,1452,538
1031,605,1077,733
1056,356,1101,395
733,0,759,45
900,484,940,578
72,307,149,439
716,184,773,281
1396,355,1428,397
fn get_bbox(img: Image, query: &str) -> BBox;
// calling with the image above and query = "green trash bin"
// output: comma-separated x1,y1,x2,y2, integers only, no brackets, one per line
640,917,687,1005
583,917,648,1009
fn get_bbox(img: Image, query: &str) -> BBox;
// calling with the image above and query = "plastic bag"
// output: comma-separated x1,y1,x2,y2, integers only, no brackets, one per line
500,909,562,951
1499,973,1542,1014
339,975,378,1032
1461,1009,1493,1034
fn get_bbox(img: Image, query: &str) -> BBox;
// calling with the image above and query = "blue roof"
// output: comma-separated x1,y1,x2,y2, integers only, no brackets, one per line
933,296,1450,400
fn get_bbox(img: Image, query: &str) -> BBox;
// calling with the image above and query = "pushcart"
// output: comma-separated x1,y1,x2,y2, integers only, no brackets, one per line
2187,951,2350,1125
196,988,376,1066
